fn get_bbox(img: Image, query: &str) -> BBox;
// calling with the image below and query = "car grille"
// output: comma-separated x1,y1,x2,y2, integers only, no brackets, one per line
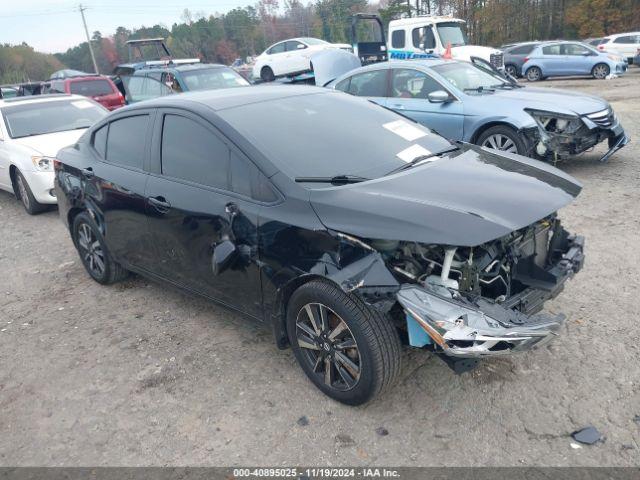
490,53,504,68
586,109,614,128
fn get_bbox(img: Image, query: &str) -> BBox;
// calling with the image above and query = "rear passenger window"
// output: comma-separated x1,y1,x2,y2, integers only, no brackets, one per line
510,44,535,55
93,125,107,158
161,114,228,189
391,30,405,49
230,151,278,203
106,115,147,169
347,70,388,97
614,36,635,44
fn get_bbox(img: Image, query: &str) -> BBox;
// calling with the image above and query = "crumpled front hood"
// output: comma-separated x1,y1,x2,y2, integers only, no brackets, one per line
310,146,582,247
13,129,86,157
491,87,609,116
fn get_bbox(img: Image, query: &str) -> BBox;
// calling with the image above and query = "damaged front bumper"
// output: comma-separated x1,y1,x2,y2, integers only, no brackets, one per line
397,235,585,362
524,108,630,162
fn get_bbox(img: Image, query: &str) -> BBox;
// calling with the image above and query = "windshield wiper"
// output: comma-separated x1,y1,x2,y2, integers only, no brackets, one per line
294,175,369,185
463,86,495,94
385,145,460,176
490,83,518,90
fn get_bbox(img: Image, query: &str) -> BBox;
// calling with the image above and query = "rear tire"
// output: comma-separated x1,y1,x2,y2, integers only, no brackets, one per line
72,212,128,285
476,125,527,155
286,280,401,405
526,66,542,82
592,63,610,79
505,64,518,78
260,66,275,82
14,170,47,215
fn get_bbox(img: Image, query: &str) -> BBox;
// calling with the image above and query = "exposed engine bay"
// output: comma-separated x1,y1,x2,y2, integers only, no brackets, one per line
334,216,585,373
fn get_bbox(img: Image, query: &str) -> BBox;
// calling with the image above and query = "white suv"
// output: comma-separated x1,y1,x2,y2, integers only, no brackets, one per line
597,32,640,63
252,37,351,82
0,95,106,214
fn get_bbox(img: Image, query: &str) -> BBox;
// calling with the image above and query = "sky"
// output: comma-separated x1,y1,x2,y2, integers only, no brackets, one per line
0,0,259,53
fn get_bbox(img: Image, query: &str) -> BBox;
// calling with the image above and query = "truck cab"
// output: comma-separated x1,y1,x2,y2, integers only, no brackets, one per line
387,16,504,69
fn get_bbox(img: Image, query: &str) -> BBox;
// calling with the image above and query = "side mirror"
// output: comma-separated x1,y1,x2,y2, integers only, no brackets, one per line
427,90,451,103
212,239,237,275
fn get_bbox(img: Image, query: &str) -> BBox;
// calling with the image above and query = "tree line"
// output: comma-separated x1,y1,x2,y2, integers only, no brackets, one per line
1,0,638,83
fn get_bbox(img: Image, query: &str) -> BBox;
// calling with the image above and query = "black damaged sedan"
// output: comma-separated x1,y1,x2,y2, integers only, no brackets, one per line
55,86,584,405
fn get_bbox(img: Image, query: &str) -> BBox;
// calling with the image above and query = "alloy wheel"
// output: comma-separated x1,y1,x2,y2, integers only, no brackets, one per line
482,133,518,153
295,303,361,391
593,64,609,79
527,67,541,81
16,174,30,211
77,223,105,277
505,65,517,77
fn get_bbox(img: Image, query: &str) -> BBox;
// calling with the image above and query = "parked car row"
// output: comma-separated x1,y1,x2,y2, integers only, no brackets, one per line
0,30,630,405
502,40,628,81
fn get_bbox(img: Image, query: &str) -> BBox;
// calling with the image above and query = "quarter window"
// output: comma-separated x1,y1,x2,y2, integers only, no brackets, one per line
93,125,108,158
334,77,351,92
161,114,229,189
230,151,278,202
346,70,388,97
391,30,405,49
106,115,148,169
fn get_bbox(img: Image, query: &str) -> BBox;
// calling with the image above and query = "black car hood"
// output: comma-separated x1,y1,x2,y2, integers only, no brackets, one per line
309,146,582,247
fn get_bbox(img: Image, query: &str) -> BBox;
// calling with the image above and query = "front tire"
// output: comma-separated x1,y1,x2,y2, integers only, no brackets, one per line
286,280,401,405
14,170,47,215
592,63,610,79
260,66,275,82
476,125,527,155
526,66,542,82
72,212,128,285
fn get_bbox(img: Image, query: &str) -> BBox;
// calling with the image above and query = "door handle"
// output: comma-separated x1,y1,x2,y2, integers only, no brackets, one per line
148,196,171,212
391,104,405,110
82,167,94,178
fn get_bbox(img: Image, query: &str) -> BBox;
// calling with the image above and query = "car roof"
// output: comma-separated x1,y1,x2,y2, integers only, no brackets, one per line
604,32,640,39
121,85,330,112
0,93,85,108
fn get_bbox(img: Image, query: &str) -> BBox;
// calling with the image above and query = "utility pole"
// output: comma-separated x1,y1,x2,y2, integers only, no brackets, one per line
79,4,99,74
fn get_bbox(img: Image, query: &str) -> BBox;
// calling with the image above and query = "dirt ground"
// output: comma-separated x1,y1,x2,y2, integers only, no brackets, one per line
0,69,639,467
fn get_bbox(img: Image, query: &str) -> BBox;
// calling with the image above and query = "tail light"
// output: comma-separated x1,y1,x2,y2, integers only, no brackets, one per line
53,158,62,169
597,45,604,50
118,91,125,104
523,57,529,63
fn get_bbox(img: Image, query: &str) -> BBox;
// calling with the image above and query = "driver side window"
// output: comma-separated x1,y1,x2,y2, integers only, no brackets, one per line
412,27,436,50
391,69,443,99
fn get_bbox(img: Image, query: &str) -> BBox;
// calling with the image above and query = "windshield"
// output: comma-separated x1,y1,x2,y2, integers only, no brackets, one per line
218,91,453,184
181,67,250,91
1,99,106,139
436,22,468,47
70,79,114,97
299,37,329,46
432,62,506,92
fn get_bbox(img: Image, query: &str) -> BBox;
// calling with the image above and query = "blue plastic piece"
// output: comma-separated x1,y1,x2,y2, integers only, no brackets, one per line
406,312,432,347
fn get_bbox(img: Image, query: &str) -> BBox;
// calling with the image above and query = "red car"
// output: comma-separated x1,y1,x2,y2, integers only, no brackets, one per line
48,76,125,111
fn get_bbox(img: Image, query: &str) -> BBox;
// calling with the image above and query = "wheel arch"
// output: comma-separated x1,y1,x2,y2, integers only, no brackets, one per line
470,121,521,144
271,274,340,349
9,164,19,197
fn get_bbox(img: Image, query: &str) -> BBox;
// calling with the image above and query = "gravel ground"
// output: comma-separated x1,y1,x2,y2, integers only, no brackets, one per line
0,70,639,467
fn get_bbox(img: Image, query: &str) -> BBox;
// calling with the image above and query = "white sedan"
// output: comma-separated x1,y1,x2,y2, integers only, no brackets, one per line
252,37,352,82
0,95,107,214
